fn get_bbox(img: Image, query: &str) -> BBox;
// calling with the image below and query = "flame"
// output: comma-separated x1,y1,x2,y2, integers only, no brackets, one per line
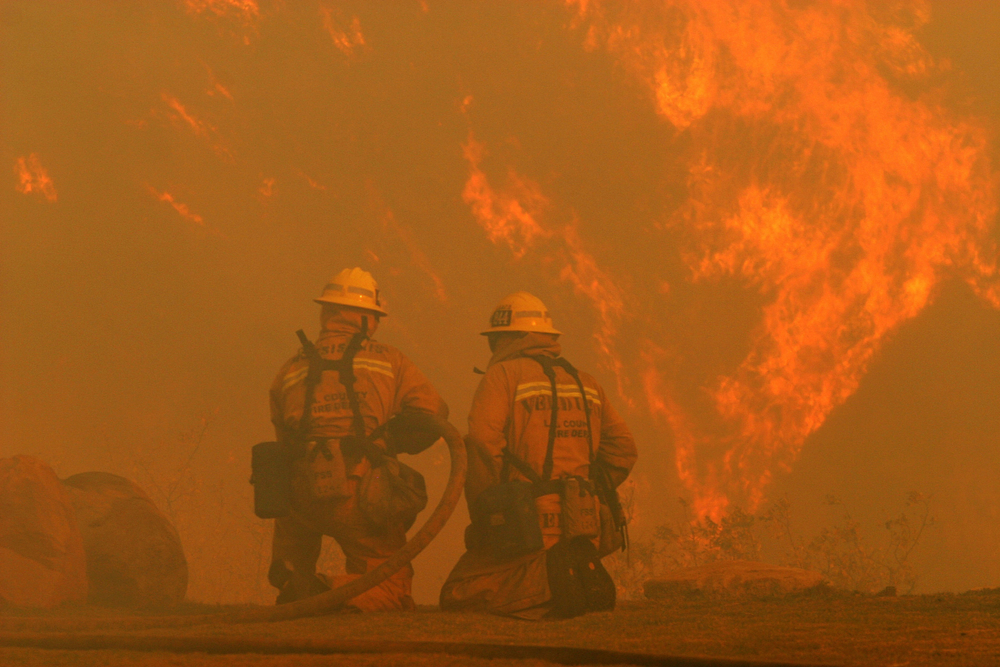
147,185,226,240
320,6,366,57
14,154,57,202
183,0,258,21
461,131,549,258
296,169,328,191
160,93,231,159
204,64,234,101
162,93,213,139
568,0,999,517
258,177,276,198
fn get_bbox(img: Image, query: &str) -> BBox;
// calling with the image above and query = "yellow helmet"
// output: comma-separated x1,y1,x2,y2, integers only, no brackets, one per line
481,291,560,335
314,267,389,316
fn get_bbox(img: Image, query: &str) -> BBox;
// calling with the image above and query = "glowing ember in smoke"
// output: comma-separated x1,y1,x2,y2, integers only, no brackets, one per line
162,93,212,140
183,0,258,21
566,0,1000,517
147,185,209,232
14,154,57,202
160,93,231,159
320,6,366,57
259,177,276,198
296,169,327,191
204,65,234,101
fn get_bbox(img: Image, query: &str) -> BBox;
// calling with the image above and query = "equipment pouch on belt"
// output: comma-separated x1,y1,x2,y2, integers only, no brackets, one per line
251,441,293,519
466,480,544,560
561,476,600,540
305,438,351,500
357,457,428,530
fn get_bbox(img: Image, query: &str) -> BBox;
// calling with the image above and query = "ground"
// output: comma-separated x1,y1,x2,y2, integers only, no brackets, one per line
3,589,1000,666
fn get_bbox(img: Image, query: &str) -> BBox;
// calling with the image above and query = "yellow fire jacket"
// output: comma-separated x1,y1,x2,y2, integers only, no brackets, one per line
464,332,637,507
270,311,448,449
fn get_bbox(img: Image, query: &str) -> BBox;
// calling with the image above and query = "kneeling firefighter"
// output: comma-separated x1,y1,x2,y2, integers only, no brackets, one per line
439,292,637,619
254,268,448,611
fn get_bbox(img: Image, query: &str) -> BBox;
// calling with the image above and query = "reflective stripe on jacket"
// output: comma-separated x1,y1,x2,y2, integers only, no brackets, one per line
270,316,447,446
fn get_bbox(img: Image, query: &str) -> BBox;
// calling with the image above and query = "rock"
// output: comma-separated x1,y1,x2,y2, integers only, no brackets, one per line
644,560,829,599
63,472,188,607
0,456,88,608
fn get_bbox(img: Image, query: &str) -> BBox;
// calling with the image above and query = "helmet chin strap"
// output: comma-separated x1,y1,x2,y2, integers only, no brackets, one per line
360,315,369,337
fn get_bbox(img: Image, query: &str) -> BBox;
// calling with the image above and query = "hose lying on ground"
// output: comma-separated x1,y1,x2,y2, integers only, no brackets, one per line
0,413,467,632
0,634,837,667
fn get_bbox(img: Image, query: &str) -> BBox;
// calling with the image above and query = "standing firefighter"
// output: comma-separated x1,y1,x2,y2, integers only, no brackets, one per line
440,292,637,619
258,268,448,611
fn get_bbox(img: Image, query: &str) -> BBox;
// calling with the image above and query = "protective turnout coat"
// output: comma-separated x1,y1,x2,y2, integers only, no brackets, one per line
440,333,636,617
269,310,447,611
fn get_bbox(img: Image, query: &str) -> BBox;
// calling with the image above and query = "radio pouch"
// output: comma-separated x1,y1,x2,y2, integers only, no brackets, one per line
466,480,544,561
562,476,600,540
251,441,292,519
358,457,428,530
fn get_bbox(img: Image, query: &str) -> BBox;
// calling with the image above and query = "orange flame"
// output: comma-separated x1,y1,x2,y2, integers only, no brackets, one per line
320,6,366,57
461,131,549,259
162,93,213,140
160,93,231,159
183,0,258,21
146,185,226,241
14,154,57,202
569,0,999,517
258,177,276,198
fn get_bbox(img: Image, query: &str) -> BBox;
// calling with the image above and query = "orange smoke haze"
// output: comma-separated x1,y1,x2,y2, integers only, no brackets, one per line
3,0,1000,600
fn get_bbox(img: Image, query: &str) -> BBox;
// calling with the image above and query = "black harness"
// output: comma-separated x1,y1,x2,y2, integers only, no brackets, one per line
500,355,627,552
294,320,388,465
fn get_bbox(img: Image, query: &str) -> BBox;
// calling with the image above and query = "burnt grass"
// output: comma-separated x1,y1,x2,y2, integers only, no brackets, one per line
5,589,1000,666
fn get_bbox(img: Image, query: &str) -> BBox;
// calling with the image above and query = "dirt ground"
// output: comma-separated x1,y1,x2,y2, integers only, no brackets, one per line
4,589,1000,666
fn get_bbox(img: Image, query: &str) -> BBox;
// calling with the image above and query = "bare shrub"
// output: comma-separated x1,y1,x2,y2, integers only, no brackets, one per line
609,493,935,596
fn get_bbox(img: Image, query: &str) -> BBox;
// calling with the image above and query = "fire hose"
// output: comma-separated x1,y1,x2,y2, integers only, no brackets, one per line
0,413,467,632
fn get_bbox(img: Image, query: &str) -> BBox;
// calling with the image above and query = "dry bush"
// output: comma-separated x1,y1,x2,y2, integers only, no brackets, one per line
607,493,935,596
112,413,274,604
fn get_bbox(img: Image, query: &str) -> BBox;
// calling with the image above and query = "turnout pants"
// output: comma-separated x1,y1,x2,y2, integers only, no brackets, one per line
269,476,415,612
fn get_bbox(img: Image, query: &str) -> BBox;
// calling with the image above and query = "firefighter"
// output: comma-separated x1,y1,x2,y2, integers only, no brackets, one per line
267,268,448,611
440,292,637,619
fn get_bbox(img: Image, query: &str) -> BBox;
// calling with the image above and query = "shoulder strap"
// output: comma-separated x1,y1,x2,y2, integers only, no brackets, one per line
502,449,542,484
293,319,370,442
549,357,594,463
532,355,560,482
295,329,322,439
339,328,369,440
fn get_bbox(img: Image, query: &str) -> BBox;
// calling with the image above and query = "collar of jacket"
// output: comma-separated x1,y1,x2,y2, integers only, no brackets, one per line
319,308,373,338
487,331,562,368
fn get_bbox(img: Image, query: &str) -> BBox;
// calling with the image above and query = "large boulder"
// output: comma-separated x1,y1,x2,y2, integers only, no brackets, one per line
0,456,88,608
644,560,830,599
63,472,188,607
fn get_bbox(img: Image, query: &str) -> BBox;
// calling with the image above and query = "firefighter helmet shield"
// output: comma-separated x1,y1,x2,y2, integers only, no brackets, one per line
314,267,389,316
481,292,560,335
